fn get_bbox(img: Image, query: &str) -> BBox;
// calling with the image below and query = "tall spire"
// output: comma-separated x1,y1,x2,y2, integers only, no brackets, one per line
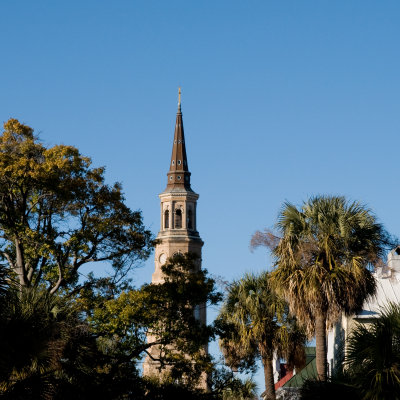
166,88,191,189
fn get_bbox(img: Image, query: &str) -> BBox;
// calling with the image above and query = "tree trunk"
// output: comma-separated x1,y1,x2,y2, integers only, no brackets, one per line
15,238,28,287
315,313,327,381
262,355,276,400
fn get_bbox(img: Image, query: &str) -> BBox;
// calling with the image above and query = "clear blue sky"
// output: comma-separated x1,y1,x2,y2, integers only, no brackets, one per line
1,0,400,393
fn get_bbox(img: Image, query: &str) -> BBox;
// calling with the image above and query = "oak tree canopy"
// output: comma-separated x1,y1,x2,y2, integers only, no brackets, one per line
0,119,152,293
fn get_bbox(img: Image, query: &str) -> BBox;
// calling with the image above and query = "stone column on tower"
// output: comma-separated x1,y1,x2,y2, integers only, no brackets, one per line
143,90,205,378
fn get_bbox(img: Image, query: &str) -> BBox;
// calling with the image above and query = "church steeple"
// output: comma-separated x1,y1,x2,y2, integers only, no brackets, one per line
143,90,205,382
167,88,191,190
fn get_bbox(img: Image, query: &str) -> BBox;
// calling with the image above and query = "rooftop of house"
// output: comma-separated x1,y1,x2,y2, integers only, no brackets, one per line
281,347,317,389
261,347,318,399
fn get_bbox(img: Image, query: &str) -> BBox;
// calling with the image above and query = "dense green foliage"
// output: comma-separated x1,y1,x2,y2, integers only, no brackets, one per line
80,253,222,386
0,254,227,398
345,303,400,399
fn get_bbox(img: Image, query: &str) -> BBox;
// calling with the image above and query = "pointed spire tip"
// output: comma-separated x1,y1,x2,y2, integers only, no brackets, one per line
177,87,181,112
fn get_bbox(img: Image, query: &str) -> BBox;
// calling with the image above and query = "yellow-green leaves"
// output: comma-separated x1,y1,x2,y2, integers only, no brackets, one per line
0,118,152,292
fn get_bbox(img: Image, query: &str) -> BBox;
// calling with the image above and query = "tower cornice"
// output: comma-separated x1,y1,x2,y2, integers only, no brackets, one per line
159,190,199,201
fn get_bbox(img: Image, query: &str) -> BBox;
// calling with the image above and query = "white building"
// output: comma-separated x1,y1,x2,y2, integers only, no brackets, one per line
327,247,400,375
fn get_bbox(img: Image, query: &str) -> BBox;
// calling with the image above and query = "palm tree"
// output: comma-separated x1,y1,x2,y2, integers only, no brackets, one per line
345,303,400,399
266,196,389,381
217,272,306,400
0,287,93,398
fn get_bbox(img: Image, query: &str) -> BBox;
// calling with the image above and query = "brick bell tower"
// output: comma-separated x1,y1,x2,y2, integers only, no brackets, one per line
143,89,205,377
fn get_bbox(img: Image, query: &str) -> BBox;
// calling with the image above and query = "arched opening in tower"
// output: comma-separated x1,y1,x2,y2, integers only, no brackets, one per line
164,210,169,229
188,209,193,229
175,209,182,229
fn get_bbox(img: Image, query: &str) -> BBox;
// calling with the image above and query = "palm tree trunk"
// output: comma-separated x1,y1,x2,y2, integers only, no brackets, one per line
315,313,327,381
261,355,276,400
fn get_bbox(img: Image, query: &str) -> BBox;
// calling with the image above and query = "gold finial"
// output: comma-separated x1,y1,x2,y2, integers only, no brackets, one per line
178,87,181,105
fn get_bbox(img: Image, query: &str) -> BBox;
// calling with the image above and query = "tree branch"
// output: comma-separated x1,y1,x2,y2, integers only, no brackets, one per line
49,263,64,294
1,251,15,270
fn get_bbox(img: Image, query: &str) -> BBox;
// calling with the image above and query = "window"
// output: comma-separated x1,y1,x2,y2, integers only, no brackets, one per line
194,305,200,320
172,160,175,166
188,209,193,229
164,210,169,229
177,160,181,165
175,209,182,229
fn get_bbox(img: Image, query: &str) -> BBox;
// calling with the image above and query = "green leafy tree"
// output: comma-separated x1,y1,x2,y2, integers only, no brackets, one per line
79,253,222,388
0,119,225,397
0,285,146,400
0,119,152,293
209,367,258,400
253,196,390,381
345,303,400,399
216,272,306,400
0,254,222,398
